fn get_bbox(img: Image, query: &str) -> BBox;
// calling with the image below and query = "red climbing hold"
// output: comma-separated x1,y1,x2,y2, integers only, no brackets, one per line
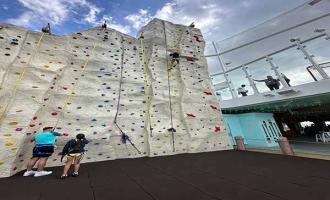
32,116,37,120
204,91,212,95
186,113,196,117
51,112,58,116
215,126,221,133
210,105,218,110
63,133,69,136
29,124,35,127
186,57,194,62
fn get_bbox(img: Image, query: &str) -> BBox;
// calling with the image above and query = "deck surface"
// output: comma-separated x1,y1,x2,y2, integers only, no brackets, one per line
1,150,330,200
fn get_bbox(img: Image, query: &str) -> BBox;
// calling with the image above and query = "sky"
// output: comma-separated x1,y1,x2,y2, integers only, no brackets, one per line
0,0,308,41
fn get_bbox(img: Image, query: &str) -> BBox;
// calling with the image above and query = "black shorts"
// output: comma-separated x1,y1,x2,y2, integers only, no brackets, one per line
33,145,54,158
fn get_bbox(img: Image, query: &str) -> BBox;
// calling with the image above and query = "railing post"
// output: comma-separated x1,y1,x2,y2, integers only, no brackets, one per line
277,137,294,156
242,65,259,94
294,38,329,79
266,56,289,88
212,41,238,99
234,136,246,150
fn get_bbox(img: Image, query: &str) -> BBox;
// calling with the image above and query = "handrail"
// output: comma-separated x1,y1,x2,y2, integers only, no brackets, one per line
210,33,326,77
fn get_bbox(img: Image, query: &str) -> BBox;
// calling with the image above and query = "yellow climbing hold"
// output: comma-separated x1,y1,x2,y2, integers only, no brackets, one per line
8,121,18,126
11,147,17,151
0,161,4,165
5,141,14,146
43,65,49,68
4,133,12,137
16,109,23,112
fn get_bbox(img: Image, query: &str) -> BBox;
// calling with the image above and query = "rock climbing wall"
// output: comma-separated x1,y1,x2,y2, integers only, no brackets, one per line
0,19,232,177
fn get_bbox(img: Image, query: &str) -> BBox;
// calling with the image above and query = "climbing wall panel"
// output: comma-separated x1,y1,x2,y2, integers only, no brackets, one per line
0,19,232,177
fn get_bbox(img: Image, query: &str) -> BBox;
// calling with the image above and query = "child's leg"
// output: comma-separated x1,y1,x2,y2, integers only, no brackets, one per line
62,157,74,175
37,157,49,171
27,157,39,171
73,155,82,173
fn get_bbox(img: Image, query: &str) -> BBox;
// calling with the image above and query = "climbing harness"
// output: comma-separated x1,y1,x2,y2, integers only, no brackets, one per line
113,35,141,154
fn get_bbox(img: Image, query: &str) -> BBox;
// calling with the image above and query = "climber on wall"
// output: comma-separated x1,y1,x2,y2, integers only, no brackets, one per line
23,127,68,177
60,134,89,179
41,23,51,34
169,52,180,68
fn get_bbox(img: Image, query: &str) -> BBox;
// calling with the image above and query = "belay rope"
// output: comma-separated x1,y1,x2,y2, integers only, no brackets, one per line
162,21,178,152
114,35,141,154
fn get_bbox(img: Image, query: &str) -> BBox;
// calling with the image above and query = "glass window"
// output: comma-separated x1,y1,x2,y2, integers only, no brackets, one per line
227,68,253,97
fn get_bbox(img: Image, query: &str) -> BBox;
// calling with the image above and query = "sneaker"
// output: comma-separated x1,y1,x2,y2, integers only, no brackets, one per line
23,170,36,177
34,171,52,177
71,172,79,177
60,174,68,179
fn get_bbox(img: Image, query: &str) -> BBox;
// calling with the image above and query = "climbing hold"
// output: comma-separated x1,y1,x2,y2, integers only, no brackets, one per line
186,113,196,117
204,91,212,95
51,112,58,116
8,121,18,126
4,133,12,137
214,126,221,133
15,128,23,131
210,105,218,110
5,141,14,146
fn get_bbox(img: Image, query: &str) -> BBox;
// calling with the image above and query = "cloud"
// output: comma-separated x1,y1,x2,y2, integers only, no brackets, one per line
125,9,152,30
2,5,8,10
6,0,115,31
125,0,231,38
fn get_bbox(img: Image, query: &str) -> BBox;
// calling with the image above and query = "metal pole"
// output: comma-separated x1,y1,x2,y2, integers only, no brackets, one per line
212,41,237,98
266,56,289,87
242,65,259,94
295,39,329,79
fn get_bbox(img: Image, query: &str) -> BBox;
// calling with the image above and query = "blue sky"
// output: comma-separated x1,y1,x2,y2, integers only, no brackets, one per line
0,0,308,41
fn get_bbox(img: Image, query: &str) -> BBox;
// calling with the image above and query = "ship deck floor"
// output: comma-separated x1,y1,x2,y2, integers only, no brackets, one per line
1,150,329,200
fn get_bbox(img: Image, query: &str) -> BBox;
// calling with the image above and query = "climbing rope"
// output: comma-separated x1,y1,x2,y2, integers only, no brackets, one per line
162,21,186,152
140,38,153,137
0,32,45,121
114,35,141,154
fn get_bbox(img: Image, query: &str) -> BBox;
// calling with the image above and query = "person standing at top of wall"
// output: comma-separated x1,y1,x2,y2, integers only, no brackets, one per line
237,84,248,96
23,127,68,177
254,75,280,91
41,23,51,35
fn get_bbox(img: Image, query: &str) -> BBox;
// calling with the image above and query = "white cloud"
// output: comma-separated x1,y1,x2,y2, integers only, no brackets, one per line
6,0,118,31
2,5,9,10
125,9,152,29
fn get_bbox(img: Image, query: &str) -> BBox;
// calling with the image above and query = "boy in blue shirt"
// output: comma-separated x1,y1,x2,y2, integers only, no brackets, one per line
23,127,68,177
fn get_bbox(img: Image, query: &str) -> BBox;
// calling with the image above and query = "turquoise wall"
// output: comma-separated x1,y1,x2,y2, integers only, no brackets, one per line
224,113,281,147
